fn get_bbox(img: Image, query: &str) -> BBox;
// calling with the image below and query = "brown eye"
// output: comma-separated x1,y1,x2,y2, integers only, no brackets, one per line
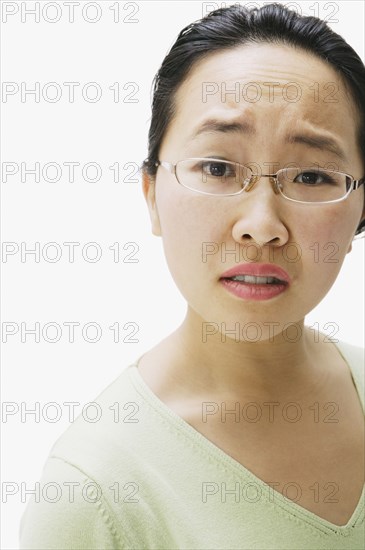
207,162,227,177
294,171,336,185
200,161,236,178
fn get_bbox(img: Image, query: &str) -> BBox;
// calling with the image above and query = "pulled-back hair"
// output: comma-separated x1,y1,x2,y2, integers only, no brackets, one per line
142,3,365,236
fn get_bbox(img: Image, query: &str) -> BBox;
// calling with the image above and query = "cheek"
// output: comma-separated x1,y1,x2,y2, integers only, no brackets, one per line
291,204,356,299
155,184,221,292
294,200,359,253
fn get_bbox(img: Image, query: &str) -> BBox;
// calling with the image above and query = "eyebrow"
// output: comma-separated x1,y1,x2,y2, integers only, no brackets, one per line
190,119,347,161
192,120,255,138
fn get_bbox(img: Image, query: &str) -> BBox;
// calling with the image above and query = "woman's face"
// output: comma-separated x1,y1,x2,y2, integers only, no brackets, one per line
143,43,365,340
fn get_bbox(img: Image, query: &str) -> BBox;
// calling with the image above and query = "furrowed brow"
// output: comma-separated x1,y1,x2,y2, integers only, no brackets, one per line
285,133,347,161
189,119,348,162
190,119,256,139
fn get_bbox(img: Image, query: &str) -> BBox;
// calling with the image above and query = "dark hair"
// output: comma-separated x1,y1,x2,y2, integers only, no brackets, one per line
142,3,365,236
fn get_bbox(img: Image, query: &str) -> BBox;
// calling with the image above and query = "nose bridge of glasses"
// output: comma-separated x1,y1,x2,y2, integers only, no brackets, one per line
243,172,281,194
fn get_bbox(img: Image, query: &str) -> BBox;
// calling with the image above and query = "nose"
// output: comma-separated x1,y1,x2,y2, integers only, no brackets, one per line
232,175,289,248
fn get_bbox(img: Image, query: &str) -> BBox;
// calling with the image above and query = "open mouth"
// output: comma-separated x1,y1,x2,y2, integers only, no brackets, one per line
221,275,288,285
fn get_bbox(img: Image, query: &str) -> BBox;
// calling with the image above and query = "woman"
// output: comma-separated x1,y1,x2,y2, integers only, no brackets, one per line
19,3,364,549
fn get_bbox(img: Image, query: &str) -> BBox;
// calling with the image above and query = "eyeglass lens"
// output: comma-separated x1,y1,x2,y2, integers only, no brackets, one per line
176,159,350,201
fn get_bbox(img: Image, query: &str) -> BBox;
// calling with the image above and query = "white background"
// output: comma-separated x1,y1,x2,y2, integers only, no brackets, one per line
1,1,364,548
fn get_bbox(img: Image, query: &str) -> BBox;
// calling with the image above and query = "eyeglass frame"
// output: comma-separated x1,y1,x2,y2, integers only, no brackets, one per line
153,157,365,205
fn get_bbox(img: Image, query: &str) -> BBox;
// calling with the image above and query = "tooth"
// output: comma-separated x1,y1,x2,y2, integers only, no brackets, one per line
244,275,259,283
256,276,270,283
229,275,279,284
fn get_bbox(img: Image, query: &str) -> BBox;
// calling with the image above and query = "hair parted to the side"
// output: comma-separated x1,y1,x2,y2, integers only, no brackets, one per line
141,3,365,236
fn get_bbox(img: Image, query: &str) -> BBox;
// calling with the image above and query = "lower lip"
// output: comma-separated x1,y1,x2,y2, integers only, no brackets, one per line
219,278,289,301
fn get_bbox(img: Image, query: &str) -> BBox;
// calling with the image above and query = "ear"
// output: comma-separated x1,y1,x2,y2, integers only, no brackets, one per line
142,170,162,236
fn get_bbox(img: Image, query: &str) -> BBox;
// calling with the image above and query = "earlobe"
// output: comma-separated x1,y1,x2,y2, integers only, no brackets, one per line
142,170,162,237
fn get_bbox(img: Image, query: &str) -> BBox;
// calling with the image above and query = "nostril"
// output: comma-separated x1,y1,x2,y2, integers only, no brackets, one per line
269,236,281,244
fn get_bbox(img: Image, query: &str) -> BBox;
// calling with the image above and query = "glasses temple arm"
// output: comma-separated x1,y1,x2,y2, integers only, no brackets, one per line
354,177,365,189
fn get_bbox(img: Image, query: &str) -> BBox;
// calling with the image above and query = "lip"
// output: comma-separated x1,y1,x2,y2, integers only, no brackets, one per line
219,263,291,284
219,278,289,301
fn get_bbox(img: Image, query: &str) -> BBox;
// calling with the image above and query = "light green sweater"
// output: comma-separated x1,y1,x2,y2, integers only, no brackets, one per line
19,340,364,549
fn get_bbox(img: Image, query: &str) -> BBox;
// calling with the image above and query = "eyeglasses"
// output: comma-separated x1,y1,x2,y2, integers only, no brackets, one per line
154,157,365,204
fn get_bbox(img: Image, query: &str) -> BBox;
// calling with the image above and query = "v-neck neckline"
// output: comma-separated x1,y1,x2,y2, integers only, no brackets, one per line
127,341,364,535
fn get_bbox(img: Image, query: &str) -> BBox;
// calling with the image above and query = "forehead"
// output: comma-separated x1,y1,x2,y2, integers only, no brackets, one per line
165,43,358,158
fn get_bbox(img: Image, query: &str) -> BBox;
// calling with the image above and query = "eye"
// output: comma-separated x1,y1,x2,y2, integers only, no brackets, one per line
294,171,336,185
200,160,236,177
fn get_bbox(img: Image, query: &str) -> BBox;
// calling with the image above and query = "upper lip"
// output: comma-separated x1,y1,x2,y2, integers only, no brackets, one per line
219,263,291,284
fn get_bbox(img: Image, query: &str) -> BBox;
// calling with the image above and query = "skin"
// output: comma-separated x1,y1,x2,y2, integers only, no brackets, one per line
142,43,365,399
140,43,365,526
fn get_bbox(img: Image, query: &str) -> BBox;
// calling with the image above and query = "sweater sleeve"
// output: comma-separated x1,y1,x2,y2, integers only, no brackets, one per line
19,456,128,550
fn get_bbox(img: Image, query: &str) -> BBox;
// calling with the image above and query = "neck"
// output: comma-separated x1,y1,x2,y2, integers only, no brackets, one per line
154,306,335,401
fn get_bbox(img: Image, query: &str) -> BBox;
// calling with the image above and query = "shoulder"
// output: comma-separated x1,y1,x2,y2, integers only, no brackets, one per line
334,339,364,374
19,360,146,549
48,361,146,473
28,357,177,495
19,456,129,549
